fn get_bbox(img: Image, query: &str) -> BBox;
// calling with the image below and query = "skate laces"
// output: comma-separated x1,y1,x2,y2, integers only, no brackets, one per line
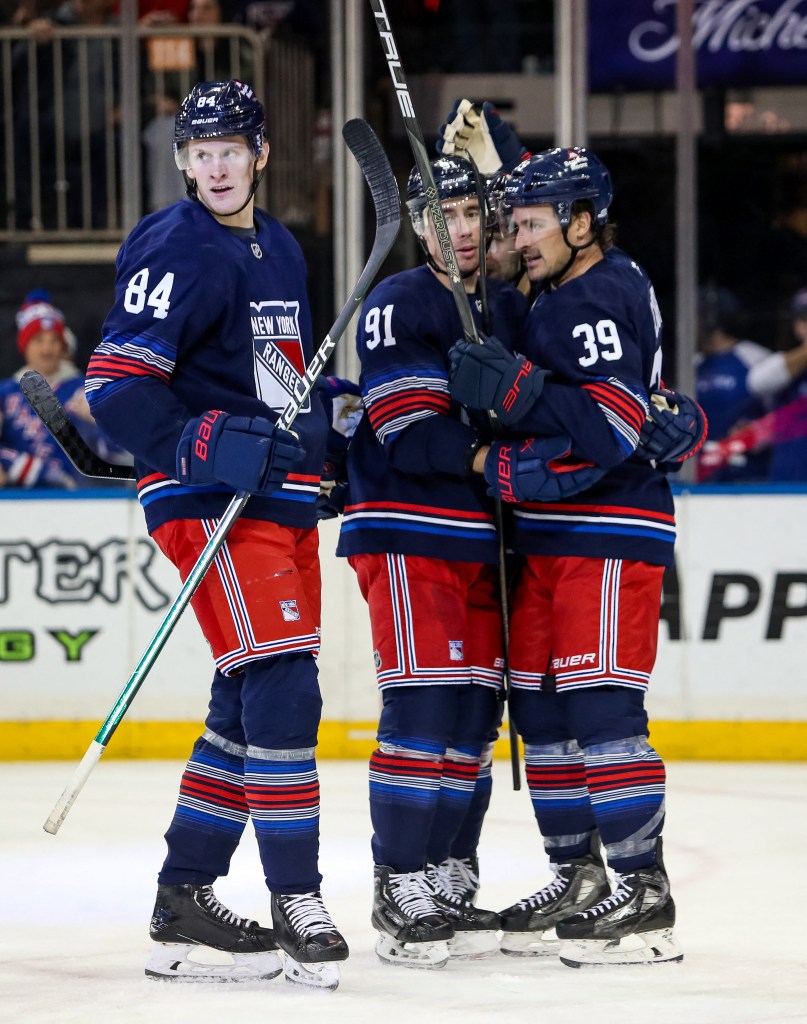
427,863,460,904
390,871,440,917
444,857,480,899
197,885,255,928
279,892,337,937
580,873,634,918
516,865,569,910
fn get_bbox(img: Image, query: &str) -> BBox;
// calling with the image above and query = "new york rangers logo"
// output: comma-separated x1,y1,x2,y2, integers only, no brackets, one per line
250,300,311,414
449,640,464,662
280,599,300,622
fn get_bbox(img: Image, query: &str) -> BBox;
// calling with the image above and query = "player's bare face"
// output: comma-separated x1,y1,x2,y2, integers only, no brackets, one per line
185,137,268,227
424,196,481,278
24,330,64,377
512,205,571,282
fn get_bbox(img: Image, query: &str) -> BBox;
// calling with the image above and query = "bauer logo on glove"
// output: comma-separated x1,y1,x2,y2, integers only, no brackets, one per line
176,409,306,496
484,434,605,503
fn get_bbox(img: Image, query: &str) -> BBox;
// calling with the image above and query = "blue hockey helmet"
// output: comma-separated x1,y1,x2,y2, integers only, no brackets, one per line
173,80,265,169
406,156,488,234
502,147,613,229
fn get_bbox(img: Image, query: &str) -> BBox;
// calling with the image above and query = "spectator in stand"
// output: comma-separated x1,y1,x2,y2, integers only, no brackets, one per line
695,287,775,481
0,291,126,488
767,288,807,481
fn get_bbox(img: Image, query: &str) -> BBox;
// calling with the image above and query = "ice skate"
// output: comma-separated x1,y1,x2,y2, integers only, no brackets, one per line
427,862,501,959
556,847,683,967
498,849,610,957
271,891,349,990
145,883,282,982
372,865,454,969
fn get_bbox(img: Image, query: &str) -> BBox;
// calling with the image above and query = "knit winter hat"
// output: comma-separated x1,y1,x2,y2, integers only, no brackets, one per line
16,295,66,354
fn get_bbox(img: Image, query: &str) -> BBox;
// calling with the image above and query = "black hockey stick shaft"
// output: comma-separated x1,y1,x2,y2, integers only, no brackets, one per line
369,0,520,789
43,118,400,835
19,371,136,480
369,0,479,346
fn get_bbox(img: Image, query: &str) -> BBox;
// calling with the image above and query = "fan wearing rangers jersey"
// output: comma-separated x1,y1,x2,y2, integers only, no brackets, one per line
84,80,348,990
449,148,690,968
336,156,528,968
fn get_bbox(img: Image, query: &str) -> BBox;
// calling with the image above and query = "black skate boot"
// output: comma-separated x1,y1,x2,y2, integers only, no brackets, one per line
427,862,501,959
271,891,349,990
145,883,282,982
499,848,610,957
372,865,455,969
556,843,683,967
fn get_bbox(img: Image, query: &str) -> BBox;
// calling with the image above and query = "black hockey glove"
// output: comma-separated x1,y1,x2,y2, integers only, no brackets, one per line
484,435,606,503
637,387,708,467
437,99,529,175
449,334,548,427
176,410,305,495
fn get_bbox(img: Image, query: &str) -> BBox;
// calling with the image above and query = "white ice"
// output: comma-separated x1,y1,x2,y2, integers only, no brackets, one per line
2,760,806,1024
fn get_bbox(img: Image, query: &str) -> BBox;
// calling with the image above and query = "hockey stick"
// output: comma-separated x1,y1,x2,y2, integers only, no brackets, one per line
19,371,136,480
42,117,400,835
369,0,521,789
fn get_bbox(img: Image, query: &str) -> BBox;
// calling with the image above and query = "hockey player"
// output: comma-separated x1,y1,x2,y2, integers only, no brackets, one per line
84,80,349,990
449,148,697,967
336,156,535,968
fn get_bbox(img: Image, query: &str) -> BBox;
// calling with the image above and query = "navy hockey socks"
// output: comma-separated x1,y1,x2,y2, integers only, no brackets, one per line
583,736,666,873
244,749,323,893
524,740,597,861
369,744,443,870
425,747,482,866
158,736,248,885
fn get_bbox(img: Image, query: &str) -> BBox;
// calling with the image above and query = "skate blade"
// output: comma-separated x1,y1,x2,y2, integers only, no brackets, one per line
559,928,684,968
499,928,560,958
145,942,283,982
375,932,449,969
447,930,501,960
283,956,341,991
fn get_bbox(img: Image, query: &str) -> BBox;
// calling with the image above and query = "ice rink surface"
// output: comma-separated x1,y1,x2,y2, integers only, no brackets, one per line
2,759,806,1024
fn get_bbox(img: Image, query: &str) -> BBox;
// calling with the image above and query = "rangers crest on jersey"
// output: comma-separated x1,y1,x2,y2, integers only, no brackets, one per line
280,599,301,622
251,300,310,413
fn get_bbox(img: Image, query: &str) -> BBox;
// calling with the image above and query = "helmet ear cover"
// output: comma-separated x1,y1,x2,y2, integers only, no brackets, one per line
174,79,265,170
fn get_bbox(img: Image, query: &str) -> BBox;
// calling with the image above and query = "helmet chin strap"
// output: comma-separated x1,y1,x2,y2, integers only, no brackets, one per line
546,227,598,287
183,159,266,219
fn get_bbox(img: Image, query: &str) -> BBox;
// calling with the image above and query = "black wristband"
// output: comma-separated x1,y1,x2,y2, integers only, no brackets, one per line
465,436,484,474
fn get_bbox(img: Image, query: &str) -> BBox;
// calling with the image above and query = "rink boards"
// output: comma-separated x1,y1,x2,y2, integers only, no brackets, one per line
1,487,806,760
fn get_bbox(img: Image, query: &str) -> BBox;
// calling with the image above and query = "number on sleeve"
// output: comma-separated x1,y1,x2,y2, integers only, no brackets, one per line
364,304,396,350
122,269,175,320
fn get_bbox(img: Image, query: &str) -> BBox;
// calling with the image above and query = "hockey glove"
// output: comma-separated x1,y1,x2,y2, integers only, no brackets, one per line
437,99,529,176
484,435,605,503
637,387,708,465
176,410,305,496
448,334,548,427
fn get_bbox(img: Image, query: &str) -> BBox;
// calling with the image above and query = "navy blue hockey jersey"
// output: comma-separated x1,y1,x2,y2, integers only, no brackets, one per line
337,265,528,564
85,199,327,533
507,248,676,567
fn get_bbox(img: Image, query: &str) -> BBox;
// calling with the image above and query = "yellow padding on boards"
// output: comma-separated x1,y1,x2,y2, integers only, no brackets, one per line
1,720,806,761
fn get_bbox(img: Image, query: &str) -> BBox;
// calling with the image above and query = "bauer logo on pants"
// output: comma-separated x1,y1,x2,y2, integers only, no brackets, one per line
280,600,301,622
